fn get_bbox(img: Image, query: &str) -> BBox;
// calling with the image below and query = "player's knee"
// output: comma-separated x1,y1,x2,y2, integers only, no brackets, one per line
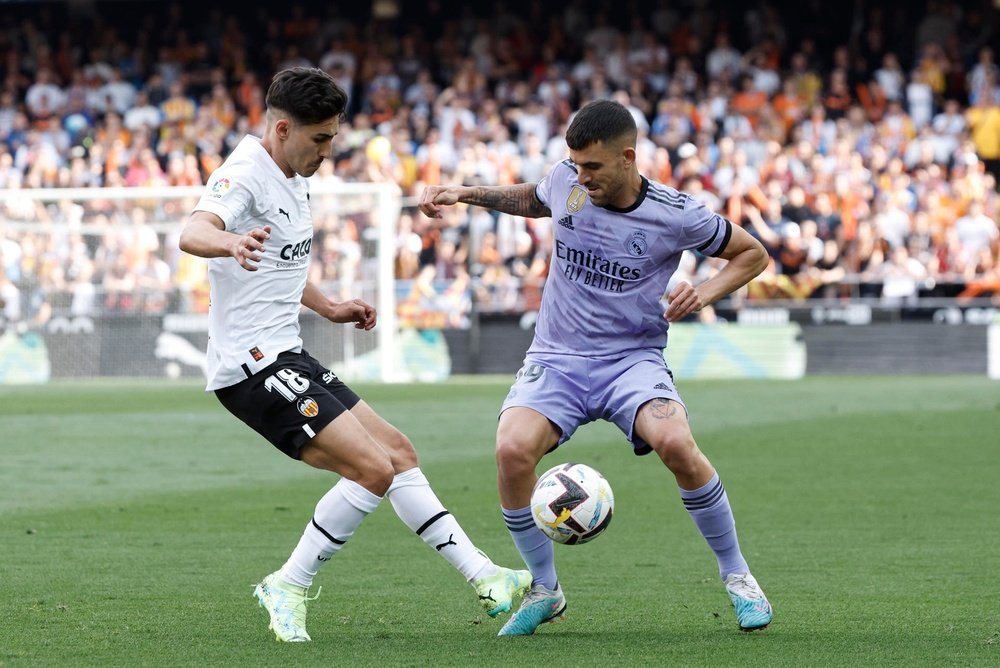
650,430,700,474
357,452,395,496
495,434,537,474
385,430,418,471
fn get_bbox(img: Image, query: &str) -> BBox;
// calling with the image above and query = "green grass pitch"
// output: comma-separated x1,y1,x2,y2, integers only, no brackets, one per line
1,376,998,667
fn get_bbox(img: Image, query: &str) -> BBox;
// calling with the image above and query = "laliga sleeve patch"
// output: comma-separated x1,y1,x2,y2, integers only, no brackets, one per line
208,177,233,198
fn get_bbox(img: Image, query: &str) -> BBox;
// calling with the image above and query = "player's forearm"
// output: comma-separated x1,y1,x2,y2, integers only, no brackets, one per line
178,219,238,259
301,282,333,318
696,247,768,305
459,183,550,217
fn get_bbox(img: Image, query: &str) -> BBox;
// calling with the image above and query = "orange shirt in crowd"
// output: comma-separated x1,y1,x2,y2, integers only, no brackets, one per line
771,91,804,139
856,82,887,122
731,88,768,128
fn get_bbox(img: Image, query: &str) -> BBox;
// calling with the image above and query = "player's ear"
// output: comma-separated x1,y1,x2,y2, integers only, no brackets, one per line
275,117,291,140
622,146,636,167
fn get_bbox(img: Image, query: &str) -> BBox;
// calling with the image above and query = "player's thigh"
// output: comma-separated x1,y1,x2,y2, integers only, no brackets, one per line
633,397,696,457
496,406,562,464
634,398,713,487
496,406,562,507
349,400,417,471
598,349,689,456
500,356,589,452
300,409,393,486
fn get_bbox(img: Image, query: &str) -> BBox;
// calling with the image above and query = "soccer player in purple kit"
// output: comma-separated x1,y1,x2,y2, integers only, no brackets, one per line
419,99,774,635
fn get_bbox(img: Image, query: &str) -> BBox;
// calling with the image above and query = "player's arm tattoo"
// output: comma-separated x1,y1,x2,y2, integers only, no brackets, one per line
463,183,550,217
647,398,681,420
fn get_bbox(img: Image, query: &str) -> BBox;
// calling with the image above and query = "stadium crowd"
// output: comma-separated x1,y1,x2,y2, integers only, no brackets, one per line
1,0,999,329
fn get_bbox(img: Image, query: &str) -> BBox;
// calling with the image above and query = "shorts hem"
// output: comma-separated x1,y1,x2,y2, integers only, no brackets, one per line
284,411,339,460
499,401,570,448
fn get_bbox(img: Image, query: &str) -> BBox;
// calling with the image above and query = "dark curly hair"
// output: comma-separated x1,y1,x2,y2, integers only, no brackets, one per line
265,67,348,125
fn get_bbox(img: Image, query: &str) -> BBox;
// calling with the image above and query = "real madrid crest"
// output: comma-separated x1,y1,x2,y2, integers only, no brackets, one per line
626,230,648,257
566,185,588,213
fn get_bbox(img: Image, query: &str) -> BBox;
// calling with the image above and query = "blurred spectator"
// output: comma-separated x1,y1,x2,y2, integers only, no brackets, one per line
967,46,999,103
875,53,906,102
705,32,741,83
123,89,163,133
878,245,929,305
930,98,966,161
158,79,196,149
99,67,137,116
954,200,1000,264
906,68,935,129
966,93,1000,178
24,68,65,121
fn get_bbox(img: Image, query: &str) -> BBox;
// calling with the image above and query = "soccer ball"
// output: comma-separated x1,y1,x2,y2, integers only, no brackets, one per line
530,462,614,545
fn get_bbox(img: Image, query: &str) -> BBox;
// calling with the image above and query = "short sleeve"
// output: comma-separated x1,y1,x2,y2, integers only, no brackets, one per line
680,197,732,257
536,159,578,209
193,172,256,231
534,174,551,208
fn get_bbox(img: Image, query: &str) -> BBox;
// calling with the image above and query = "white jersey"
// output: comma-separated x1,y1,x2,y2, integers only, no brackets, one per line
193,135,314,391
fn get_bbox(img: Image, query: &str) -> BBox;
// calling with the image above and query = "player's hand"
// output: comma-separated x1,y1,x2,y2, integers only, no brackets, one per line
330,298,377,330
418,185,460,219
663,281,705,322
231,226,271,271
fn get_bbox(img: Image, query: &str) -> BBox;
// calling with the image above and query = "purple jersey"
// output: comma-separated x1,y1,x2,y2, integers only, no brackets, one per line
530,160,732,358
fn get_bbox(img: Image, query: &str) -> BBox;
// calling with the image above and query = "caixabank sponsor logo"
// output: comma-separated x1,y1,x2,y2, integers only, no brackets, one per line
276,236,312,268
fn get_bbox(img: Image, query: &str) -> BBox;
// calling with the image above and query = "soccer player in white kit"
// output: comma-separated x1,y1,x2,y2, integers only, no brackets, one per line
179,67,530,642
419,99,774,635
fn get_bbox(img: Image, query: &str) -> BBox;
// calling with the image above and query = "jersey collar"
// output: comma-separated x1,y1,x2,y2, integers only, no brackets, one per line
600,176,648,214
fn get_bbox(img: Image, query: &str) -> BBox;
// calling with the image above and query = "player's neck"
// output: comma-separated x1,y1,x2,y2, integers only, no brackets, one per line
260,134,295,178
610,171,644,209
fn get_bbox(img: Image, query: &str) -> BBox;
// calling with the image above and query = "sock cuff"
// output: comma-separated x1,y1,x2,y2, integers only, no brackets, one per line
387,467,428,494
501,505,532,519
336,478,383,513
679,472,726,511
502,505,551,555
501,506,535,532
679,471,721,497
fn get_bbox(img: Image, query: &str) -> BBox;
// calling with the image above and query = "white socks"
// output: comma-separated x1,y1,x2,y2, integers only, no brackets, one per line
279,467,494,588
387,467,494,581
280,478,382,588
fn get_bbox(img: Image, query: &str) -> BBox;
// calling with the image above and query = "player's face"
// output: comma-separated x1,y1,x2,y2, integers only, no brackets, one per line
569,140,633,208
286,117,340,177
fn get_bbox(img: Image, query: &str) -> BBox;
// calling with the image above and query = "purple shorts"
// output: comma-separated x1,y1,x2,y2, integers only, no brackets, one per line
500,349,684,456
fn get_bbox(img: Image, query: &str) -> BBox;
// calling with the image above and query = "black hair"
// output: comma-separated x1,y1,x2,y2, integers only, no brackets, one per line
565,99,637,150
265,67,348,125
